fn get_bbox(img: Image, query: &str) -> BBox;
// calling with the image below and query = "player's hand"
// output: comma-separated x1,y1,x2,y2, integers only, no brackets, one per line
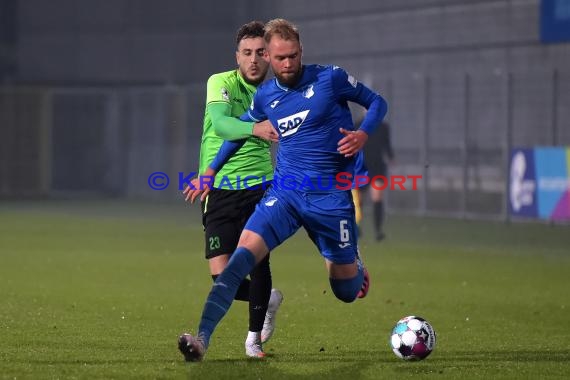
252,120,279,142
182,177,209,203
337,128,368,157
182,169,215,203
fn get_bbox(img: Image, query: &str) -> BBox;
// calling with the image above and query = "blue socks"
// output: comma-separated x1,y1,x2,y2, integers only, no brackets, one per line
198,247,256,347
329,266,364,303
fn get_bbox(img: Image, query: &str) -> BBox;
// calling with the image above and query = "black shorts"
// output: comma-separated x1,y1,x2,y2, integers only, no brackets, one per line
201,187,266,259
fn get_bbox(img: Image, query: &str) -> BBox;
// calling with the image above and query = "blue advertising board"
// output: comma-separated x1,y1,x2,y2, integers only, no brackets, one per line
541,0,570,43
509,147,570,221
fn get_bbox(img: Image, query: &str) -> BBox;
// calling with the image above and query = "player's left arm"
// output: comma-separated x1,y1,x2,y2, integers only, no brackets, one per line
332,67,388,157
196,91,274,189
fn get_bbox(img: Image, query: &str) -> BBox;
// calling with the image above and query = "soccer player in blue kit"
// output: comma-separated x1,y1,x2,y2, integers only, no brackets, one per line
179,18,388,361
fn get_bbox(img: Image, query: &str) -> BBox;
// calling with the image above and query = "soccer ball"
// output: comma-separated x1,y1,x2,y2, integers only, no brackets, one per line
390,316,436,361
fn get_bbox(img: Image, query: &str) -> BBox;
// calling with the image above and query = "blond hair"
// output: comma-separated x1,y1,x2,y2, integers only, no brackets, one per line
264,18,300,44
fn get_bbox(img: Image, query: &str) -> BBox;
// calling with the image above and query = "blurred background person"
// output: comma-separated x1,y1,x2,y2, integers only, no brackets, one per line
353,112,394,241
351,151,368,238
364,121,394,241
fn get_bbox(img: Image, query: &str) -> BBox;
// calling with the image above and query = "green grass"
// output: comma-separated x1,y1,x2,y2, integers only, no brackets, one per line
1,200,569,379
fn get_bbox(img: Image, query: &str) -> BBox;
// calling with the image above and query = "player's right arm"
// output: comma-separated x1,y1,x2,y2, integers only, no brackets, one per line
205,108,265,174
184,89,276,203
207,75,277,142
209,103,277,142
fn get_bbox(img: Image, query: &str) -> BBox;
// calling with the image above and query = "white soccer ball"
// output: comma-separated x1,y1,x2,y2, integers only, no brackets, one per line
390,315,436,361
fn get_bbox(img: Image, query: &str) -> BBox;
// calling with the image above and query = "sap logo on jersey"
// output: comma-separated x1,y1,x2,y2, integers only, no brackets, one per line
277,110,310,137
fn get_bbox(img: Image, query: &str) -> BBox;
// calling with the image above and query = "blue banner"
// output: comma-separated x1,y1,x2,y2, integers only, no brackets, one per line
509,147,570,221
535,148,568,219
541,0,570,43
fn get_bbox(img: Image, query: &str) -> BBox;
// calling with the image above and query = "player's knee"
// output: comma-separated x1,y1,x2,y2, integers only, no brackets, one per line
329,277,360,303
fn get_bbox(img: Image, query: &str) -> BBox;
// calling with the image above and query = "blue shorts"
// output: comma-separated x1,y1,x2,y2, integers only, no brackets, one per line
244,187,359,265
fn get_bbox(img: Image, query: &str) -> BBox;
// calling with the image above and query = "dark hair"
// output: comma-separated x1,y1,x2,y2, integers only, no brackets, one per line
236,21,265,47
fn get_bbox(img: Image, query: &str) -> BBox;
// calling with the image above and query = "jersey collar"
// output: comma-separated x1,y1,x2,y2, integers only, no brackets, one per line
274,66,306,91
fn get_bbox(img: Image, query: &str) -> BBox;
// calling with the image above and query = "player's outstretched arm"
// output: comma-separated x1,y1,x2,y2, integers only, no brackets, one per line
238,111,278,142
209,103,254,141
210,103,277,142
252,119,278,142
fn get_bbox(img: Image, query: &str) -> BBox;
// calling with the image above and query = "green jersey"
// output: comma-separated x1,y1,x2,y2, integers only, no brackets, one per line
199,70,273,188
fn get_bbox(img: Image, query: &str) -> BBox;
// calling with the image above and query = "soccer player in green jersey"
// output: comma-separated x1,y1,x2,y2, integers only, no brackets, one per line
182,21,282,358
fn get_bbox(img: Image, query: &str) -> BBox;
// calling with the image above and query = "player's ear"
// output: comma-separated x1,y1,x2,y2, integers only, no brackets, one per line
235,51,240,65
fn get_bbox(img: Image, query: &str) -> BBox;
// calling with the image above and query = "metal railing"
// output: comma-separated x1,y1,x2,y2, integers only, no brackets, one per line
1,67,568,221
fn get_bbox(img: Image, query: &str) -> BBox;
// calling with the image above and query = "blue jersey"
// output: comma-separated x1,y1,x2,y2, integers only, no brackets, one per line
353,151,369,188
247,64,383,191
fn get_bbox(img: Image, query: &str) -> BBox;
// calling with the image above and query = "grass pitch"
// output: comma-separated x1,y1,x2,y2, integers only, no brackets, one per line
0,200,569,379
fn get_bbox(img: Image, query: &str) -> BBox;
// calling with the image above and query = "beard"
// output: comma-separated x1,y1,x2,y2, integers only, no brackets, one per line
275,67,302,88
245,72,266,86
241,66,267,86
